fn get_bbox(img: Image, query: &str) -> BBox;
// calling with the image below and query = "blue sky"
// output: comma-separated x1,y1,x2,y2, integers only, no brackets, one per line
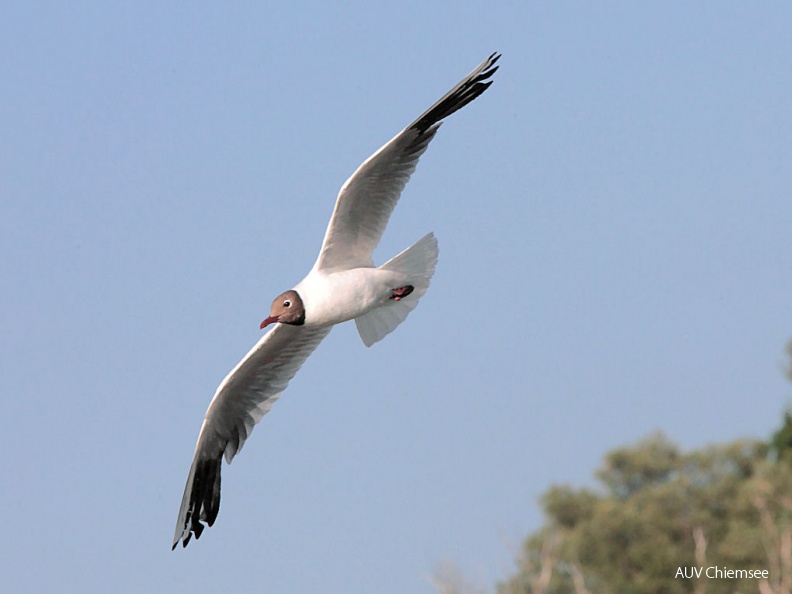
2,2,791,592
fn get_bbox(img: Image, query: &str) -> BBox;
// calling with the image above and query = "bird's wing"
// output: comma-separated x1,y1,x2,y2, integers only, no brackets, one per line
313,53,500,272
172,323,331,549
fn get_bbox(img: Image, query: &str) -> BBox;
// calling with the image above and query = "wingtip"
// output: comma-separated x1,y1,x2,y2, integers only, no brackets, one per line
172,451,221,550
478,52,501,78
171,527,190,550
408,52,501,135
172,515,203,550
481,53,501,81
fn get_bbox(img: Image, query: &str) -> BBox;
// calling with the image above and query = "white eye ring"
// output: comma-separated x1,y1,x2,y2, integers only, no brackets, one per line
283,300,291,307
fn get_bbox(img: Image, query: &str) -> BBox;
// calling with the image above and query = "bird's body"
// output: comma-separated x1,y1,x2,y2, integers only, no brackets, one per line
173,53,500,549
295,266,407,327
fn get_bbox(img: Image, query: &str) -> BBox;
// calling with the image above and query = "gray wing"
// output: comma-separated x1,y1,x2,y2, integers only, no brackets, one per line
172,323,331,549
314,53,500,272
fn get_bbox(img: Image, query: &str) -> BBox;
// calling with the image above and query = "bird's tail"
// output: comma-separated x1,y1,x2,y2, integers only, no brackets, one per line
354,232,439,347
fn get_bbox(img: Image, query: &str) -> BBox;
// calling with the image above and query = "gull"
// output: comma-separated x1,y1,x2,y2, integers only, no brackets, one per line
173,53,500,549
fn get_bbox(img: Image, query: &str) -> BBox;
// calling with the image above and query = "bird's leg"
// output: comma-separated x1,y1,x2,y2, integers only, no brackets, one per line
390,285,414,301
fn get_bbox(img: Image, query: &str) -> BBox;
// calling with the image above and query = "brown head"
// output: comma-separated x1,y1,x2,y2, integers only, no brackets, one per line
260,290,305,329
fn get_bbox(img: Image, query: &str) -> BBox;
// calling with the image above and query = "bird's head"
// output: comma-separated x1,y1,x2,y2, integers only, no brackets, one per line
260,290,306,329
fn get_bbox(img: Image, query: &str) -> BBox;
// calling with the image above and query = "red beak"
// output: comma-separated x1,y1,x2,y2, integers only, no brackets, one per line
260,316,278,329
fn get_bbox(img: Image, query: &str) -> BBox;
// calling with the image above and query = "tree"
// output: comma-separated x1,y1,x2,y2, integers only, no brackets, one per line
770,342,792,462
769,411,792,462
497,342,792,594
498,428,791,594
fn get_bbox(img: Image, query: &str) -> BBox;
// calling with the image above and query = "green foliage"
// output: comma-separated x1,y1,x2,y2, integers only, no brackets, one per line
771,342,792,463
595,432,680,499
499,427,792,594
770,410,792,462
497,344,792,594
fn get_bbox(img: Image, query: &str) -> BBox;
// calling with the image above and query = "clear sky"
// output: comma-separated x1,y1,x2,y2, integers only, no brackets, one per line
2,2,791,593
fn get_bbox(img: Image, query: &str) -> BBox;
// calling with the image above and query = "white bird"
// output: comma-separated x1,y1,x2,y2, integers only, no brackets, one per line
172,53,500,549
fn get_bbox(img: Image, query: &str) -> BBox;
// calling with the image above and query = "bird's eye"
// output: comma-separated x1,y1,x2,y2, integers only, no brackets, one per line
283,300,291,308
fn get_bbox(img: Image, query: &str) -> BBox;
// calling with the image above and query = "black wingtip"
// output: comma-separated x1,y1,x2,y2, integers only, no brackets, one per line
411,52,501,134
172,455,222,550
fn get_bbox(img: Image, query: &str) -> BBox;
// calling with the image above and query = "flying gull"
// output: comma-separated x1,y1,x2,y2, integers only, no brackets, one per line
173,53,500,549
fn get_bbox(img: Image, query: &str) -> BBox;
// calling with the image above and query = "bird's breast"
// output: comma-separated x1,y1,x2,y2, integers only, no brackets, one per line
294,268,401,327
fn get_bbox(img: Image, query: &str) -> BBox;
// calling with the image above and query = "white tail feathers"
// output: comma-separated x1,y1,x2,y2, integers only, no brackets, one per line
355,233,439,347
